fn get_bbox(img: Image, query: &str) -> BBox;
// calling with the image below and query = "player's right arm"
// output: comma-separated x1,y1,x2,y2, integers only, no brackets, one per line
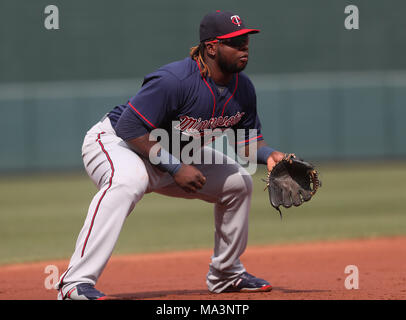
125,133,206,193
114,70,206,193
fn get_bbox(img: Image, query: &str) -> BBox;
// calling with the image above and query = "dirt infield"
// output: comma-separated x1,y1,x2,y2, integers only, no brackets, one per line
0,236,405,300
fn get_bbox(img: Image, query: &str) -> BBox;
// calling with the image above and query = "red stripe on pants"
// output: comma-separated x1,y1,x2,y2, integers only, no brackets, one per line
81,132,115,257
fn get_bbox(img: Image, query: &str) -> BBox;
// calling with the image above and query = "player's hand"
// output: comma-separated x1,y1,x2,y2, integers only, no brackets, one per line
173,164,206,193
266,151,286,172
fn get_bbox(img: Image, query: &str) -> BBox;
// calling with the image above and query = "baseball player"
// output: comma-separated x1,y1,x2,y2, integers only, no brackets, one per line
57,10,285,300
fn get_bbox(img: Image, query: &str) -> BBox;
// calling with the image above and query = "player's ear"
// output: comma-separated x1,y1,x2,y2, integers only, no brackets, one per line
205,41,218,57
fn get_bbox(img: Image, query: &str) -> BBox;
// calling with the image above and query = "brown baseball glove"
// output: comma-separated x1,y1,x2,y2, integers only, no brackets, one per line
264,154,321,218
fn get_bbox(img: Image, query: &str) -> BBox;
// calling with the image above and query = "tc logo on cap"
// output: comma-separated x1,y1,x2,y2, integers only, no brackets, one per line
230,15,242,27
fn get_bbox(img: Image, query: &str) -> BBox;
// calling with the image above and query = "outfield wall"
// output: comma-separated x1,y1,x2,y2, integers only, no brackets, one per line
2,1,405,171
1,0,405,82
1,71,405,171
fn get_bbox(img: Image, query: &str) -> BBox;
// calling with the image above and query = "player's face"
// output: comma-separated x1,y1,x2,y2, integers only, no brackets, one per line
216,35,249,74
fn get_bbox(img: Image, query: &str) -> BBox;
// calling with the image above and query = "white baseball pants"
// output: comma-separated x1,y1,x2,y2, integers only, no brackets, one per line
58,117,253,294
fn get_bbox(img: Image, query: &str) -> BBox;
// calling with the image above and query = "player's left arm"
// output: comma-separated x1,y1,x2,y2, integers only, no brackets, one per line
241,140,285,171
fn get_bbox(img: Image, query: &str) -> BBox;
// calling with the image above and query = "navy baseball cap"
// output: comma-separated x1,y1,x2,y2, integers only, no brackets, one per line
200,10,260,42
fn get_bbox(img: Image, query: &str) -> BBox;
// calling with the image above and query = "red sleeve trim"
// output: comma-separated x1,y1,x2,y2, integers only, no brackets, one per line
237,134,263,145
128,102,157,129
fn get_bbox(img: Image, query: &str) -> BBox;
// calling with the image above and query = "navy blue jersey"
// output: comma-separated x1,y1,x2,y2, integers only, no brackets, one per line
109,57,263,149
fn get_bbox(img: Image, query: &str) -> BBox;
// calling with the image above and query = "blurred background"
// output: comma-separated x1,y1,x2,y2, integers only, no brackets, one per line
0,0,405,264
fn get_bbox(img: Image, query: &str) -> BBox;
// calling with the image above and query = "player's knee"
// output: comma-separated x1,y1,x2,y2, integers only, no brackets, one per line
241,173,253,196
231,172,253,197
113,173,149,201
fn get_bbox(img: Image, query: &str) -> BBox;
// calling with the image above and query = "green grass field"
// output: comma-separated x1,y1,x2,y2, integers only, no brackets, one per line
1,162,405,265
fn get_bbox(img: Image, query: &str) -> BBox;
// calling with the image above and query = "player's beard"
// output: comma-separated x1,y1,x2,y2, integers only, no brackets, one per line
217,48,247,74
